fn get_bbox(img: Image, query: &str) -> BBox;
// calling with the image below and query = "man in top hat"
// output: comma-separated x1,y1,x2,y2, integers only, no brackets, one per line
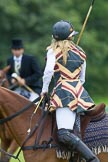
6,38,42,100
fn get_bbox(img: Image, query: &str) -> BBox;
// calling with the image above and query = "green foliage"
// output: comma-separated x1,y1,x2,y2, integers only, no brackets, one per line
10,149,25,162
0,0,108,97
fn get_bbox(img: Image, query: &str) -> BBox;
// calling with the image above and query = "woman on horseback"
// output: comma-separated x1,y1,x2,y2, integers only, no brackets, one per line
41,20,100,162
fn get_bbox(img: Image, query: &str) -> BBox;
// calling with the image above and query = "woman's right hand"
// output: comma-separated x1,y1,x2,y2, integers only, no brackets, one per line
40,92,48,98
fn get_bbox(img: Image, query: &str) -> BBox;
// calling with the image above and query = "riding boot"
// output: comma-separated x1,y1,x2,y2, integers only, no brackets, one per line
69,152,80,162
57,129,100,162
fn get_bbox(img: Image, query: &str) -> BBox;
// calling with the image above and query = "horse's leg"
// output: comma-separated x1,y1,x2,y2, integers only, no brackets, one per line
0,139,10,162
0,136,18,162
7,140,18,161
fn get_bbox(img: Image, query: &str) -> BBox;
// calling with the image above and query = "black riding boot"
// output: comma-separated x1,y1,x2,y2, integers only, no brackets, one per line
57,129,100,162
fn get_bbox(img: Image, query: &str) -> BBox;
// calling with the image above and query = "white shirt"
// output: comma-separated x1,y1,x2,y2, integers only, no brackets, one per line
79,61,86,84
42,49,86,93
13,55,23,62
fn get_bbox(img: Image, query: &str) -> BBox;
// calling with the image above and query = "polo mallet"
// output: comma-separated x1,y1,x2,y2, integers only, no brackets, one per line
76,0,95,45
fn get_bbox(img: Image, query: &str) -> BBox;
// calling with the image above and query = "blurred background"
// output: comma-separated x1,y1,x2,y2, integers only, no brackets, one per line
0,0,108,102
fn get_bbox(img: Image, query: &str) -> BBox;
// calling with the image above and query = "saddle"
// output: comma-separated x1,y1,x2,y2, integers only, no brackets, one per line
80,103,106,139
90,108,106,122
85,103,106,117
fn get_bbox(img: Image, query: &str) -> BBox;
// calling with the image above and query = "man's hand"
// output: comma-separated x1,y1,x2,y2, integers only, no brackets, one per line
17,77,26,86
11,78,17,84
11,73,26,86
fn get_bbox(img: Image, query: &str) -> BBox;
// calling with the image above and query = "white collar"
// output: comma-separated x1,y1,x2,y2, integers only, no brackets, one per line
14,55,23,61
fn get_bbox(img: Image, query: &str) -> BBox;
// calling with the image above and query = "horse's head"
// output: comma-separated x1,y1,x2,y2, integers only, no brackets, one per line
0,65,10,88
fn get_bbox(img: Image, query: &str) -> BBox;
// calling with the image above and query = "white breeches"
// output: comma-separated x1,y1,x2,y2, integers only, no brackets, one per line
56,107,76,130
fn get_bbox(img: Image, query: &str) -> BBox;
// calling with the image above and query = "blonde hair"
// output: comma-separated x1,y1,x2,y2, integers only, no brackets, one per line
48,39,72,65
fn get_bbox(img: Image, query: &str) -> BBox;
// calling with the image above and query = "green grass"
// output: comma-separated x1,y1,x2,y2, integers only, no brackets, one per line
10,149,25,162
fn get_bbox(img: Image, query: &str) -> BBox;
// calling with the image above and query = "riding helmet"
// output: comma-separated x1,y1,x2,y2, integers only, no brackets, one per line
52,20,78,40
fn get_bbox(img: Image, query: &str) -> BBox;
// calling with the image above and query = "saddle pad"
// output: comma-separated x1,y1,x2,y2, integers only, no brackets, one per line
13,87,39,102
83,114,108,155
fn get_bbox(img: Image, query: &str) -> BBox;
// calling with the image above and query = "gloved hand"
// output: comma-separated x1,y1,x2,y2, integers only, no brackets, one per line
40,93,50,111
11,73,25,86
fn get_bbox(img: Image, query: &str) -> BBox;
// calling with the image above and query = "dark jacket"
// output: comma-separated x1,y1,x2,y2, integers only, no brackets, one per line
6,54,42,94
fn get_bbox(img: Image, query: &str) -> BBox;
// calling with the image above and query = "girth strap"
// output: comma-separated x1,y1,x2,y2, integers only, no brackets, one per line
14,108,48,160
34,110,49,145
22,143,58,150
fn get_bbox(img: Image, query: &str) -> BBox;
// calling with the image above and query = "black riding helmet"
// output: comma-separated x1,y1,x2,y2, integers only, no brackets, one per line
52,20,78,40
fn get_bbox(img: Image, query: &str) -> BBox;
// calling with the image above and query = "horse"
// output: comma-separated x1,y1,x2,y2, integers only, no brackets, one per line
0,65,40,162
0,86,107,162
0,66,19,162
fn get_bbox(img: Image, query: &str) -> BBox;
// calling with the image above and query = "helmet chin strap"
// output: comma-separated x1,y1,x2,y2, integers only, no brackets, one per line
76,0,95,45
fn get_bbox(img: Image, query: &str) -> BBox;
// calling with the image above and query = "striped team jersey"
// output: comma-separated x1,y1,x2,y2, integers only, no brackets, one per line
50,44,95,113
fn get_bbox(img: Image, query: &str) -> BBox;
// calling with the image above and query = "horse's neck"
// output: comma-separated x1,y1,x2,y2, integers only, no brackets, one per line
0,88,71,162
0,88,35,144
3,79,9,88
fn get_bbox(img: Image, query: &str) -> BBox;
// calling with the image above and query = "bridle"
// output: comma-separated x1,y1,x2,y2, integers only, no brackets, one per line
0,95,56,161
0,96,42,161
0,96,41,124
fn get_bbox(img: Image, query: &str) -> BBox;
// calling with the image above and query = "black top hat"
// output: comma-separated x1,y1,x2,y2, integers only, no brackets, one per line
11,39,24,49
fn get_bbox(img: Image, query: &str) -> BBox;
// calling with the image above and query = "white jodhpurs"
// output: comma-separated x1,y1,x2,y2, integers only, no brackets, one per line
56,107,76,130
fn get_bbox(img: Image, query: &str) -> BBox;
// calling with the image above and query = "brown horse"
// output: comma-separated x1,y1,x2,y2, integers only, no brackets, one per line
0,86,108,162
0,66,18,162
0,86,68,162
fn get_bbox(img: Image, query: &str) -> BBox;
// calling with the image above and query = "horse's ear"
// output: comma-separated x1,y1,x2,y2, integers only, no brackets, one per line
3,65,11,73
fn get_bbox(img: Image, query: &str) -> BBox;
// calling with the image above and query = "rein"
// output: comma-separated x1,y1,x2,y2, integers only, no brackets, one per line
0,97,46,162
0,96,41,124
0,96,45,161
13,96,51,160
23,112,57,151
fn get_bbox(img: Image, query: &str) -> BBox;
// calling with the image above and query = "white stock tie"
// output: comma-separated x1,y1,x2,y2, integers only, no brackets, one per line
15,59,21,75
